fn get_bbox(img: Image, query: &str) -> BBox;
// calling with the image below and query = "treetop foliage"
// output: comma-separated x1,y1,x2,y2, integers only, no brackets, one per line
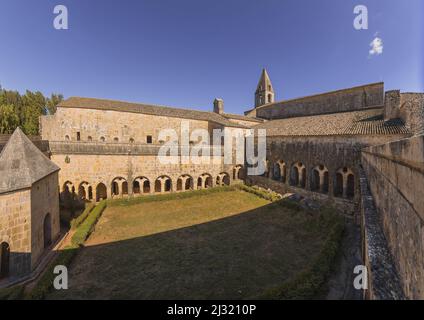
0,85,63,135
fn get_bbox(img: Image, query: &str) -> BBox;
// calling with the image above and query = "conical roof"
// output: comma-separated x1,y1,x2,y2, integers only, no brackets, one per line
0,127,59,194
256,68,273,93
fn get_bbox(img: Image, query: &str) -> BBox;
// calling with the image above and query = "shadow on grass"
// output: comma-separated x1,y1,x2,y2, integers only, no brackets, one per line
46,200,342,300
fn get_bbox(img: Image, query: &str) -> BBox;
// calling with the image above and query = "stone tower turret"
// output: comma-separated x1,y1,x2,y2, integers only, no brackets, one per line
255,68,274,108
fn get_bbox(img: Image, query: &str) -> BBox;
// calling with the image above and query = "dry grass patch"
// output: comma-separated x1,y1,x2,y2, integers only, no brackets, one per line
47,190,339,300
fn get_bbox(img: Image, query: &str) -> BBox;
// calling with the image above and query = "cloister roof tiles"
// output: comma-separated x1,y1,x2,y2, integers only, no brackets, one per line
221,113,264,123
254,107,411,137
58,97,250,128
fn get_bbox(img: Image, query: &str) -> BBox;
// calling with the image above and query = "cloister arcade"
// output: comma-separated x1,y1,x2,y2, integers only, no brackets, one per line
268,160,356,200
59,165,244,202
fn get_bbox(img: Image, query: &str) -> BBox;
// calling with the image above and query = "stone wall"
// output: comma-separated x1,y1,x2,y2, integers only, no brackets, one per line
41,107,212,144
254,82,384,120
30,172,60,268
51,150,243,201
359,167,404,300
400,93,424,136
245,175,354,214
0,189,32,278
361,135,424,299
260,135,403,208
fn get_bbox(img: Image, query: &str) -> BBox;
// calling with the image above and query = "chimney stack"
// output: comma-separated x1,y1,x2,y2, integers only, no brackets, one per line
213,98,224,114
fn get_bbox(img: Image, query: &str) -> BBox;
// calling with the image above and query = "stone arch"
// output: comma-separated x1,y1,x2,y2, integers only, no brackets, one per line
198,173,213,189
155,176,172,193
111,177,127,197
0,242,10,279
78,181,93,200
96,183,107,202
43,213,52,249
100,136,106,142
290,162,306,188
216,172,230,186
311,165,329,194
65,135,70,141
63,181,75,193
133,177,150,195
334,167,355,199
233,165,244,180
177,175,193,191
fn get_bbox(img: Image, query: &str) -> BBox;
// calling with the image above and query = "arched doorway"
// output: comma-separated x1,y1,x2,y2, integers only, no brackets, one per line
43,213,52,248
0,242,10,279
334,172,344,197
155,176,172,193
290,166,299,186
96,183,107,202
185,176,193,190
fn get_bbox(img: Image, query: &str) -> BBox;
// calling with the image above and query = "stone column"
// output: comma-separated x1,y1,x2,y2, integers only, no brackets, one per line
319,172,325,193
107,185,113,199
118,181,124,198
328,172,334,198
93,187,97,203
342,174,348,198
128,178,133,197
182,177,188,191
160,179,165,193
298,168,303,188
280,165,286,182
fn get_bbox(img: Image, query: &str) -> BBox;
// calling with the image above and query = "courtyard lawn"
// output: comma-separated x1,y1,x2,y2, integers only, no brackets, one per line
47,189,337,299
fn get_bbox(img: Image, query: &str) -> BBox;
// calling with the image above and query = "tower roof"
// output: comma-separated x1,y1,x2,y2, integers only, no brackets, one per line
0,127,59,194
256,68,273,93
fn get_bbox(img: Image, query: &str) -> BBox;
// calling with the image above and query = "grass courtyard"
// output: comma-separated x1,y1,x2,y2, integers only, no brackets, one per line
47,188,342,299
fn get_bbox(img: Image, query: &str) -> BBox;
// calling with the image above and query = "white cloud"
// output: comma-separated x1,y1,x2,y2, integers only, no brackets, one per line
369,37,383,56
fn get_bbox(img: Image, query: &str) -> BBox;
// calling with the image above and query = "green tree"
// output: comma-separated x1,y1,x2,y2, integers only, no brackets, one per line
46,93,64,115
0,104,19,134
0,85,63,135
21,90,46,135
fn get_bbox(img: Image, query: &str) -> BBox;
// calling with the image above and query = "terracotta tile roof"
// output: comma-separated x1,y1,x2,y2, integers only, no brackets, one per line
221,113,264,123
0,128,60,194
254,107,411,137
58,97,249,128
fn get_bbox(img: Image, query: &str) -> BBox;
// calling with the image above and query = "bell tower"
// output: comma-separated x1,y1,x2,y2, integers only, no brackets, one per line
255,68,274,108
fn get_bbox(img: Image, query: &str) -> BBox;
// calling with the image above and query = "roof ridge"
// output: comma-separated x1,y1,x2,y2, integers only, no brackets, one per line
62,96,218,116
254,82,384,110
58,97,249,128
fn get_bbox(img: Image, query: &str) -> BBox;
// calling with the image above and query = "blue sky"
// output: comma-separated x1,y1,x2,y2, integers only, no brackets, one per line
0,0,422,114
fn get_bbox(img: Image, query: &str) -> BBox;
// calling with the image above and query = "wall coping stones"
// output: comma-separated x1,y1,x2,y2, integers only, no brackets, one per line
359,167,405,300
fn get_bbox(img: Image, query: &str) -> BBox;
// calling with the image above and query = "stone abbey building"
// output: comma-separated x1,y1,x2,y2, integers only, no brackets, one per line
0,69,423,299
